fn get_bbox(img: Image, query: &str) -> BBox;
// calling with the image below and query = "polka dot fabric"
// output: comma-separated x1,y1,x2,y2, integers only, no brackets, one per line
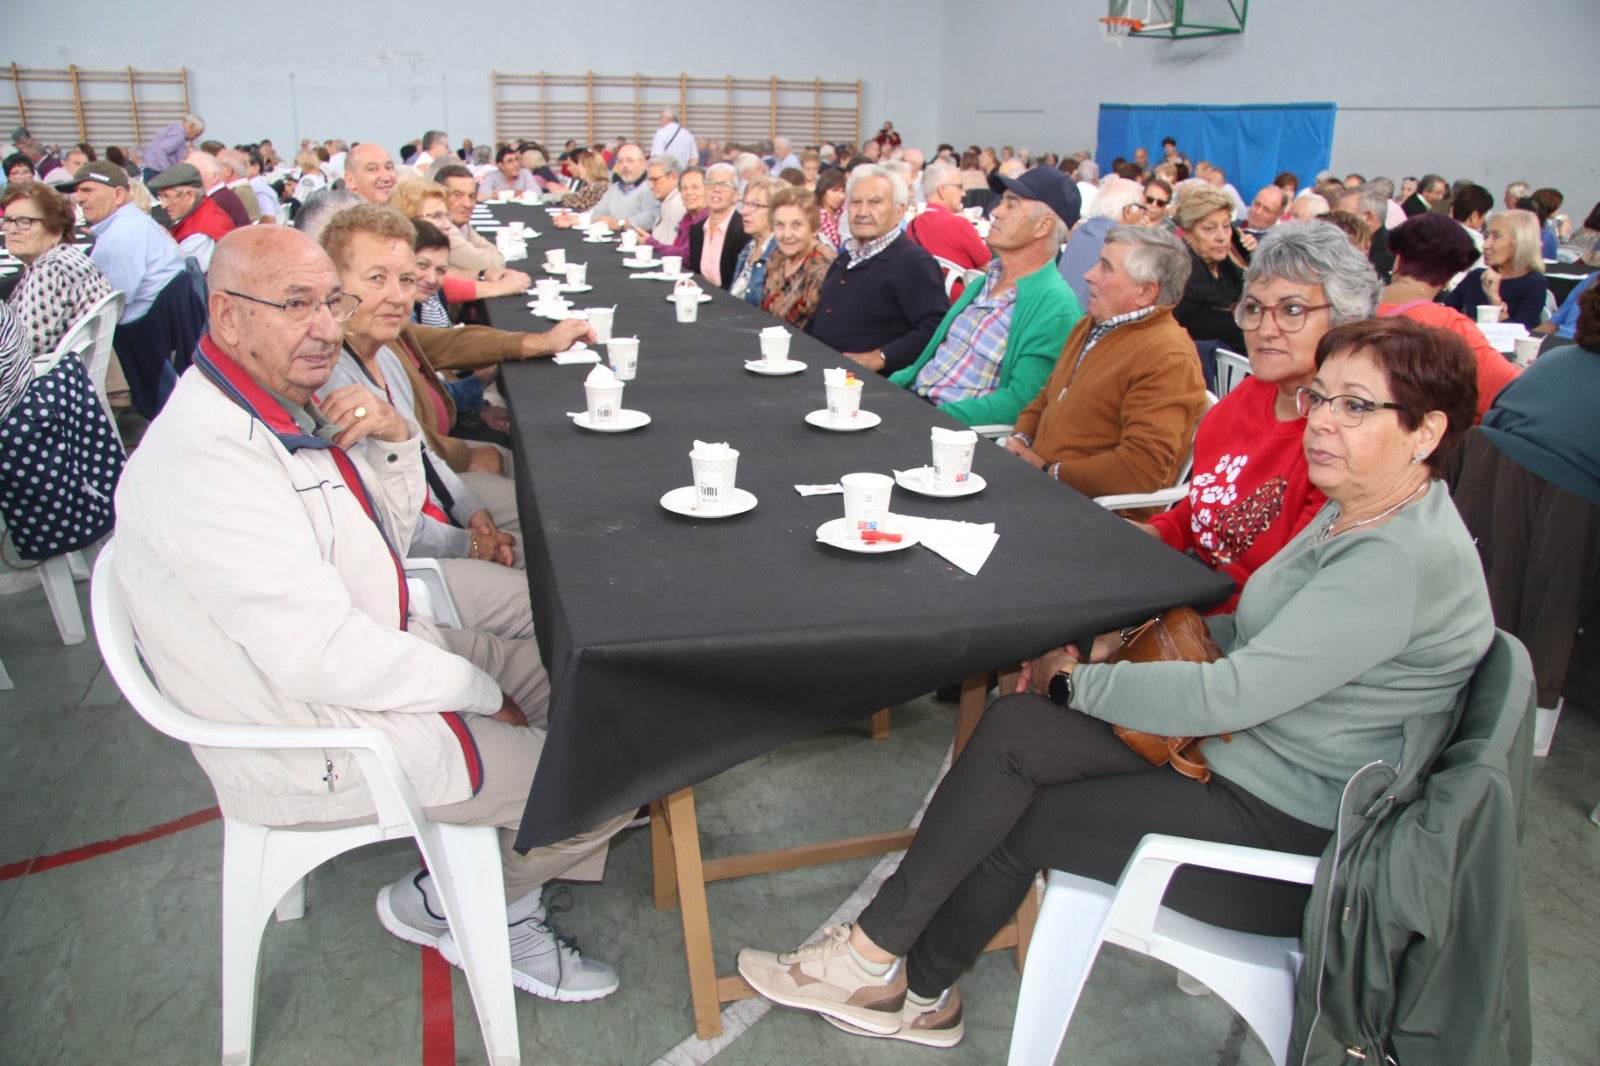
5,243,114,358
0,352,124,560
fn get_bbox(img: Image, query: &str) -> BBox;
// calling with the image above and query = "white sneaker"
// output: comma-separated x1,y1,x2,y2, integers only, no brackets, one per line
437,886,619,1002
375,869,449,950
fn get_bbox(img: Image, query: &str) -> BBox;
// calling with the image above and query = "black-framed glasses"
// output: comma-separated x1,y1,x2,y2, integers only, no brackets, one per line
224,289,362,323
1295,387,1404,427
1234,299,1333,333
0,214,44,231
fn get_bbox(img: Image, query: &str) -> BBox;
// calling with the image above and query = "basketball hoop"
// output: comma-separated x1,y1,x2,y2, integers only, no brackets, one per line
1099,15,1143,45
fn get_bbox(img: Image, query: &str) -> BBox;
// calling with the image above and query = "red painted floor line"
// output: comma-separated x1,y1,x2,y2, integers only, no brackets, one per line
0,805,222,882
420,946,457,1066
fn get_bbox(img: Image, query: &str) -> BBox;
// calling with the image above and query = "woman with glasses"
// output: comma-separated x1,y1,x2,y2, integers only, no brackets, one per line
1379,213,1520,420
390,178,529,307
0,180,112,357
728,175,779,306
738,316,1489,1051
1142,222,1380,612
1142,178,1174,230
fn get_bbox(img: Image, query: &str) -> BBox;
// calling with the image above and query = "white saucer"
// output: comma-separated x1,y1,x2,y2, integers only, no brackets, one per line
744,359,807,376
570,409,650,432
664,293,712,304
528,301,572,313
543,265,569,274
583,236,615,244
815,516,920,554
659,485,758,518
894,466,987,498
804,409,881,432
622,259,658,269
559,283,594,293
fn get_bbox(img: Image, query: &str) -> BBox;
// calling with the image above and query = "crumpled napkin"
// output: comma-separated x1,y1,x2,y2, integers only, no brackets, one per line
899,516,998,576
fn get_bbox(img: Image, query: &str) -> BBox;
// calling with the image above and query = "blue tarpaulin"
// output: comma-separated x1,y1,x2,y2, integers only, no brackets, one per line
1097,103,1337,204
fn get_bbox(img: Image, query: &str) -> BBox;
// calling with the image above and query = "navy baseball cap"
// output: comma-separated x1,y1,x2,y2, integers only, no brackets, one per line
996,168,1082,228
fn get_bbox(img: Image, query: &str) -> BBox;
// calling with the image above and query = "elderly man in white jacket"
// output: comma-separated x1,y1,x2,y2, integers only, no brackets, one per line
111,225,628,1003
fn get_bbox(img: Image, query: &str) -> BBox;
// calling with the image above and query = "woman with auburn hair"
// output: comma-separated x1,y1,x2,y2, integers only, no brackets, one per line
1444,208,1548,330
0,179,112,356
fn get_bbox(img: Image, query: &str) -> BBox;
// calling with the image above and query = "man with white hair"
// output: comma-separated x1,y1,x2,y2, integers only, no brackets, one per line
805,164,948,376
1290,193,1330,221
650,108,696,170
905,162,992,297
142,113,204,177
1337,183,1395,281
900,147,926,204
1074,159,1101,217
187,150,253,227
642,155,686,243
1005,225,1208,513
733,151,765,189
1056,176,1146,308
768,136,800,176
890,168,1084,427
215,148,264,223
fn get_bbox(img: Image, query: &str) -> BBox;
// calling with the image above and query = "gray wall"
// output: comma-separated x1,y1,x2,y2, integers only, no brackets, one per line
939,0,1600,219
7,0,1597,215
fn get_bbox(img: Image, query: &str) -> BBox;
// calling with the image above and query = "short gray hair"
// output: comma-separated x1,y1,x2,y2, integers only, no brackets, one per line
706,162,737,184
846,163,909,209
1074,159,1100,183
648,153,682,176
1244,220,1381,325
295,187,364,243
421,130,448,152
1090,177,1143,221
661,107,680,123
1343,183,1390,226
1103,225,1192,306
1368,176,1395,201
921,161,958,200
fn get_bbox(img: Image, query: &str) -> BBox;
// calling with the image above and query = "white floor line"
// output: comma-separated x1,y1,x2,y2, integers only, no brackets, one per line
648,750,954,1066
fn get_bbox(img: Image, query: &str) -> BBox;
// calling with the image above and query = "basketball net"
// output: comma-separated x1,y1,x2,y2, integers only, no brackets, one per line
1099,16,1142,46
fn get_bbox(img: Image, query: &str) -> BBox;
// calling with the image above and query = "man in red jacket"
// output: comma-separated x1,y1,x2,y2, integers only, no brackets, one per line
148,161,236,270
905,161,995,301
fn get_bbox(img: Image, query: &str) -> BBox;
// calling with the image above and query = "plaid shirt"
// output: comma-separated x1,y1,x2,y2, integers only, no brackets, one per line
912,262,1015,405
843,229,900,270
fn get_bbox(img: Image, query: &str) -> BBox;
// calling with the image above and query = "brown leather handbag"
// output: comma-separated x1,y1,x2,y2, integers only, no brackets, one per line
1105,607,1227,783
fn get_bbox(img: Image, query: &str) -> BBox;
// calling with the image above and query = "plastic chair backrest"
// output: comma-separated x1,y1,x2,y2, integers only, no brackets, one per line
35,290,127,443
1214,347,1252,396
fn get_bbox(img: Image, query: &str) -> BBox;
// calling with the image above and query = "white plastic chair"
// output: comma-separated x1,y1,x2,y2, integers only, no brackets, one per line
404,558,463,629
1094,392,1217,513
89,544,521,1066
0,652,11,689
34,290,126,433
1007,834,1319,1066
1214,347,1252,397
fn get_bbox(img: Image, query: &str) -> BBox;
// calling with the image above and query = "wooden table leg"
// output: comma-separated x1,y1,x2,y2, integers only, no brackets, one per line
869,708,891,738
953,672,990,758
650,799,678,911
663,787,724,1039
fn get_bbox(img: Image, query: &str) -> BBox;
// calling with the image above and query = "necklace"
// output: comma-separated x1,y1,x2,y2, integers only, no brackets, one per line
1313,481,1429,544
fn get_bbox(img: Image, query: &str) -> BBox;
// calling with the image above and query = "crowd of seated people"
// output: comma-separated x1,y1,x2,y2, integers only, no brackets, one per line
4,113,1594,1054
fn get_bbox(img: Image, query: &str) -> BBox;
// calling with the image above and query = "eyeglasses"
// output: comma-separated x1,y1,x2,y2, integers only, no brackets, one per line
0,214,45,232
1294,387,1405,427
420,209,450,222
705,180,736,190
739,199,770,210
1144,196,1169,207
224,289,362,323
1233,299,1333,333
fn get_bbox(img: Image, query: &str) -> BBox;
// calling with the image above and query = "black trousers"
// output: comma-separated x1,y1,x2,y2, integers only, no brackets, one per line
856,694,1331,998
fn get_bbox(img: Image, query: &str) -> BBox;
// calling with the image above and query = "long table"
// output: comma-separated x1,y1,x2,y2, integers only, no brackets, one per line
483,202,1232,1035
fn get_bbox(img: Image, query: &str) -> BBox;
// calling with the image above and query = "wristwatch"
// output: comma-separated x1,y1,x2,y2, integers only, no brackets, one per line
1047,669,1074,708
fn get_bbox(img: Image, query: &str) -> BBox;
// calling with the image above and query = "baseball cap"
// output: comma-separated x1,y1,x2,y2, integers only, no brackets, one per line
996,168,1083,229
58,160,130,191
147,163,204,191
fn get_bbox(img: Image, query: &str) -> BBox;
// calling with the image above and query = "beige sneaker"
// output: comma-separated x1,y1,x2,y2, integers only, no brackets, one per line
736,924,907,1035
825,985,965,1048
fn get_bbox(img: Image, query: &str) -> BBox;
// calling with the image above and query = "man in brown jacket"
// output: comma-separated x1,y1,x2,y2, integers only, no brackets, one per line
1005,225,1208,517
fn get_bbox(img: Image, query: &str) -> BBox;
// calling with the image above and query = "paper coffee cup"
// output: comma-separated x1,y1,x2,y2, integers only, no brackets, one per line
931,427,978,490
575,211,593,227
584,381,624,424
825,379,864,422
661,255,683,277
689,442,739,511
565,263,588,287
1476,305,1501,325
545,247,567,269
508,221,526,238
587,307,615,344
674,291,700,323
759,329,792,365
840,472,893,539
618,229,638,251
1513,336,1541,367
534,278,562,303
635,244,655,263
606,336,640,380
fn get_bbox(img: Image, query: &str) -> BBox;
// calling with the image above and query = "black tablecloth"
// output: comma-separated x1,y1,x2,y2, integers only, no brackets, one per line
483,204,1232,848
1544,260,1596,305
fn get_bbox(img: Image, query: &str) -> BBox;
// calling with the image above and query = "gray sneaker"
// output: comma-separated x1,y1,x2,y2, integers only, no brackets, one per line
375,869,449,950
824,985,965,1047
437,886,619,1003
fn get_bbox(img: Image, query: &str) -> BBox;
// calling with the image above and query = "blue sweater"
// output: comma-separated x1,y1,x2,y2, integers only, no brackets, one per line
805,234,949,374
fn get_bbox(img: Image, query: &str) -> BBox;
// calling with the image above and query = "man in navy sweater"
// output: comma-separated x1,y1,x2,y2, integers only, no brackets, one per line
806,164,948,375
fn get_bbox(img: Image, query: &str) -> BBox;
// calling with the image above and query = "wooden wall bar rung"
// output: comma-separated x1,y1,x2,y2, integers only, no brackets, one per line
3,63,189,148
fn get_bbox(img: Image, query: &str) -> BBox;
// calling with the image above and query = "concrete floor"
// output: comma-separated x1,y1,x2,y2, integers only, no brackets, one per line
1,556,1596,1065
